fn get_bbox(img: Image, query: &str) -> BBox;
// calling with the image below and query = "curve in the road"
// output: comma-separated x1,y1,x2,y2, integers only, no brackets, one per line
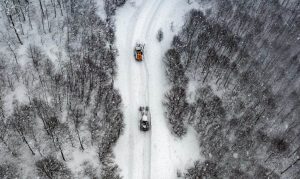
124,2,150,178
114,0,199,178
140,1,166,178
126,0,163,178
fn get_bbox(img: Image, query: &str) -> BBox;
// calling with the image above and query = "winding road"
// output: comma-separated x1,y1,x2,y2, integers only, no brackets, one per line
113,0,200,178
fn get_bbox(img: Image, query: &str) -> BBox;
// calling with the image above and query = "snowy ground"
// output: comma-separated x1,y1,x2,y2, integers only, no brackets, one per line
113,0,202,178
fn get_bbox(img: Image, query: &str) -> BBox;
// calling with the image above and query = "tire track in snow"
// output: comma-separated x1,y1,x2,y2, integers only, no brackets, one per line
128,0,165,178
138,1,159,176
126,0,161,178
125,2,150,178
140,0,165,178
143,0,165,106
116,0,184,178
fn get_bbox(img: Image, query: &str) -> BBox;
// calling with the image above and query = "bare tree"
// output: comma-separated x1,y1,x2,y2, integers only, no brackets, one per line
69,106,85,150
2,0,23,45
8,102,36,155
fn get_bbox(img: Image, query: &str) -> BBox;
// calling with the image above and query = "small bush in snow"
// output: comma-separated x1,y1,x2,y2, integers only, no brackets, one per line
177,169,182,177
156,29,164,42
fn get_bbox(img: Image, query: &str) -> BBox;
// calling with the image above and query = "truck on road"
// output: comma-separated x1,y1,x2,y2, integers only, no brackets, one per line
134,43,144,62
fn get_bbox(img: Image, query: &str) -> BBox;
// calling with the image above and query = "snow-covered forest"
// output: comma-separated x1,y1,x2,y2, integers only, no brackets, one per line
0,0,299,178
164,0,300,178
0,0,125,178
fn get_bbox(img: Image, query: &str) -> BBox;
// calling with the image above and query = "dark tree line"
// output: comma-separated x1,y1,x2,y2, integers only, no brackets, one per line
164,0,300,178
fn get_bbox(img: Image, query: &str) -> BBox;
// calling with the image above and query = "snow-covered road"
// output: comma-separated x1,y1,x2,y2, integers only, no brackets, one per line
114,0,202,178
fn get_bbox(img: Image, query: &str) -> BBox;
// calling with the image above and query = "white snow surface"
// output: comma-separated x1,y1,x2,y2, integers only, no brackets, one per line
113,0,202,178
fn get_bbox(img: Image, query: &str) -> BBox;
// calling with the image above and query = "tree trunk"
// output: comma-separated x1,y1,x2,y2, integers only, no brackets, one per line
76,128,84,150
39,0,45,17
51,0,57,18
44,3,51,33
288,145,300,158
203,70,210,83
27,5,33,30
22,136,35,155
58,143,66,161
215,72,223,85
291,133,300,143
32,132,44,156
57,0,64,16
266,169,275,177
39,0,46,34
264,152,273,163
223,69,233,88
8,15,23,45
281,158,300,175
281,106,299,123
255,109,265,125
54,136,66,161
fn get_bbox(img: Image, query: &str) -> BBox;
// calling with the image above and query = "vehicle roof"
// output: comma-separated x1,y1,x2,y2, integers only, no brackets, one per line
136,46,142,50
142,114,148,121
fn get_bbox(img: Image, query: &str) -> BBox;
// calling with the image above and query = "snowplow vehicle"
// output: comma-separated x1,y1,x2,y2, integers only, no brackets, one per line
134,43,144,61
139,106,151,131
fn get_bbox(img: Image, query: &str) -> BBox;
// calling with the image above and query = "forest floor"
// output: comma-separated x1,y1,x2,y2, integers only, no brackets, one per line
112,0,202,178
